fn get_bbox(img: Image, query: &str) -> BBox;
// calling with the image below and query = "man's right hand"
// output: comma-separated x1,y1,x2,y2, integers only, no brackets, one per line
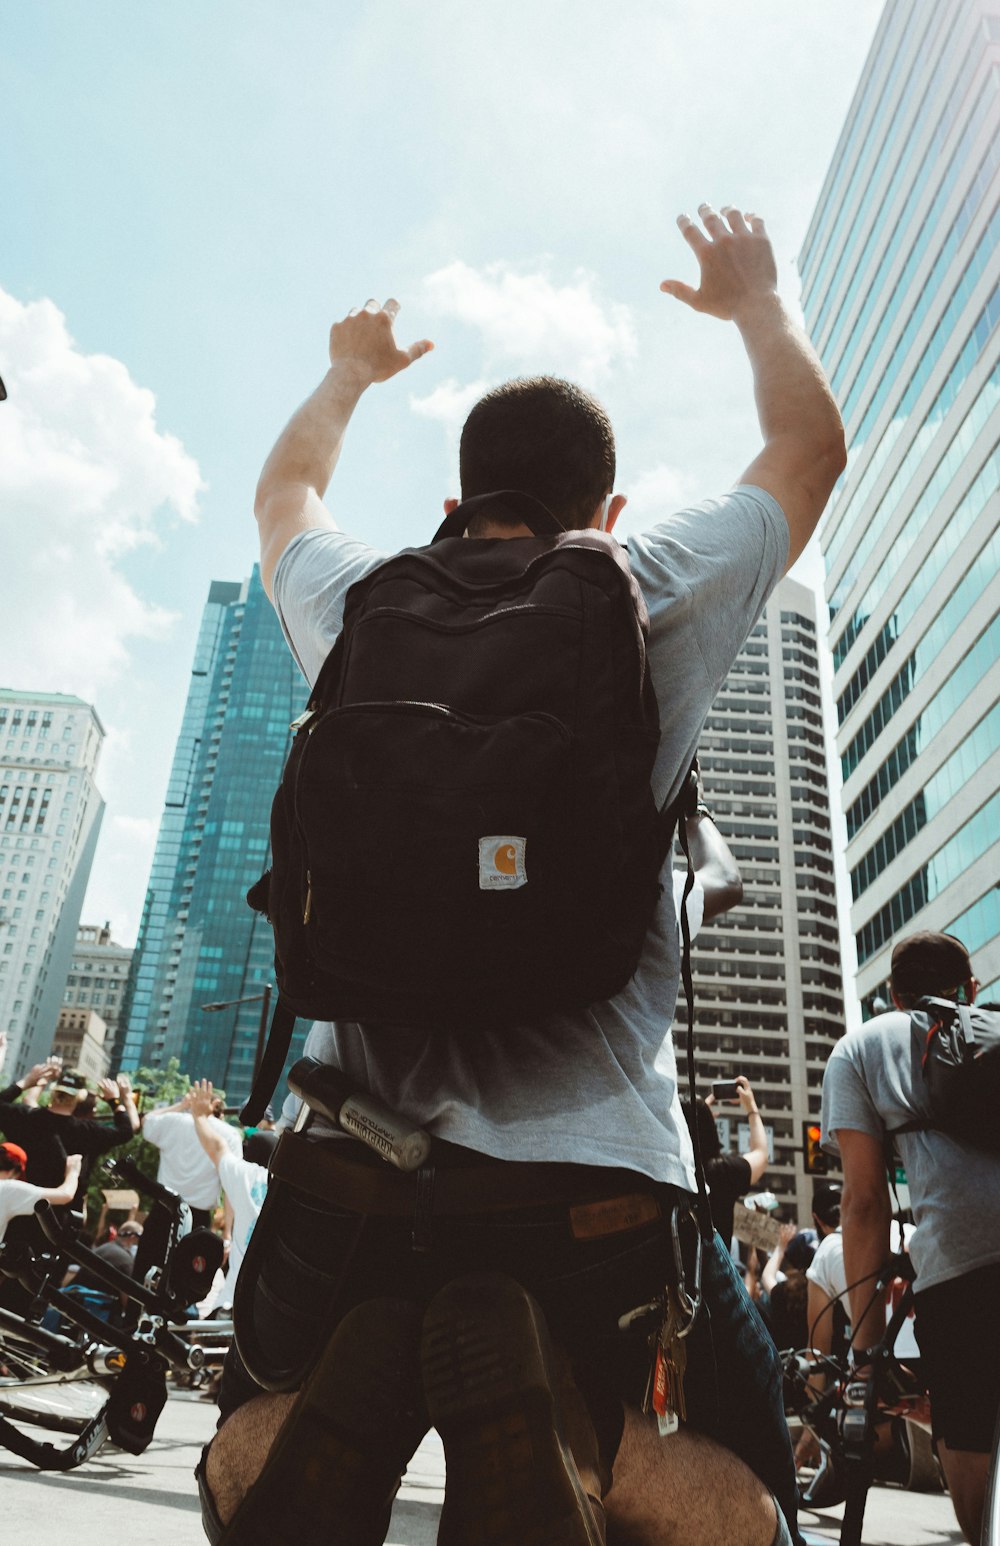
661,204,778,323
21,1058,61,1090
188,1078,216,1119
328,299,434,387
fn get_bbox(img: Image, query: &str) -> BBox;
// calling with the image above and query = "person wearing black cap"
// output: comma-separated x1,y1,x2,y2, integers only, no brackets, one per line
0,1062,137,1208
820,930,1000,1544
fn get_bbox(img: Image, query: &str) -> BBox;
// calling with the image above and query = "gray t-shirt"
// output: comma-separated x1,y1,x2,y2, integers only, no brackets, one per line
272,485,788,1189
821,1013,1000,1292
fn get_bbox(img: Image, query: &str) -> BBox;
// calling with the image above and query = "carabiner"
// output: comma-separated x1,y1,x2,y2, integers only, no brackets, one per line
671,1204,703,1336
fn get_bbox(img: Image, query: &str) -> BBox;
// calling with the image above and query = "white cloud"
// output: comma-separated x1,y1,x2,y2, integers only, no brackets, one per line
420,261,636,383
0,286,205,700
614,460,705,539
409,375,491,437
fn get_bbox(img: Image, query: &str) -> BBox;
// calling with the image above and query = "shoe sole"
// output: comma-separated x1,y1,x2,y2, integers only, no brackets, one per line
421,1272,604,1546
220,1296,428,1546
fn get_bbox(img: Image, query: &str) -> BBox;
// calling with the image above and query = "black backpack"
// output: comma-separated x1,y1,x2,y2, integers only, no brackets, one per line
241,491,688,1123
892,996,1000,1152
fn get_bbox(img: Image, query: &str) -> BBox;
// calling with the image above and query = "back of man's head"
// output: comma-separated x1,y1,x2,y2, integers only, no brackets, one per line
811,1182,842,1232
49,1070,90,1113
890,931,974,1009
459,376,615,532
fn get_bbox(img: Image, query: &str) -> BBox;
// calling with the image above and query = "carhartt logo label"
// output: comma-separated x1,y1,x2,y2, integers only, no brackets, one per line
479,836,527,889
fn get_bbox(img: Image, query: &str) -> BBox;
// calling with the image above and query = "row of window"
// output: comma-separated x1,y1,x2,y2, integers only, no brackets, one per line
851,699,1000,898
845,595,998,805
800,0,943,312
824,83,998,576
830,262,1000,632
833,442,998,719
856,784,1000,963
825,49,995,416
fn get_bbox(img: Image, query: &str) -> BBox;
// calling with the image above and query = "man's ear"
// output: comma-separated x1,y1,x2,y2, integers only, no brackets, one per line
443,497,460,515
605,494,627,533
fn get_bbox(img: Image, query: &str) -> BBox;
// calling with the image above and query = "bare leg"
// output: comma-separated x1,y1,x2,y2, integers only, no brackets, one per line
936,1440,989,1544
204,1392,296,1525
604,1405,779,1546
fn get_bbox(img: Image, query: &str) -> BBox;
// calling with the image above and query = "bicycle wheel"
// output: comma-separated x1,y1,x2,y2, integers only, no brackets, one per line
0,1315,106,1435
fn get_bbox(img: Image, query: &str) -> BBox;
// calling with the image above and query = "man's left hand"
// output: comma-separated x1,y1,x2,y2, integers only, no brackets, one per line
328,298,433,387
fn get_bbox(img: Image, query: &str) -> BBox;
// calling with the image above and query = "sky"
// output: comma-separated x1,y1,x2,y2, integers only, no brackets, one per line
0,0,885,947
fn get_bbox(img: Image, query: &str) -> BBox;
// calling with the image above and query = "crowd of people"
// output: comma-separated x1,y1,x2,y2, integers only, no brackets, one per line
0,1045,276,1323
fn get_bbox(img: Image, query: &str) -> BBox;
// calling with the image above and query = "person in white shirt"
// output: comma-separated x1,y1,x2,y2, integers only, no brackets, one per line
141,1088,243,1228
188,1080,271,1312
0,1142,82,1246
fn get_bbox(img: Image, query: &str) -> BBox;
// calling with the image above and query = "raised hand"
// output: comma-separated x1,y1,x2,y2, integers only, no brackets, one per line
660,204,778,322
329,298,434,385
187,1078,216,1118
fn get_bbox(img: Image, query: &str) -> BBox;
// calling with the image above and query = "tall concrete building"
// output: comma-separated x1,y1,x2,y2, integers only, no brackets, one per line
800,0,1000,1012
684,577,844,1220
62,922,133,1049
0,690,105,1076
118,569,301,1098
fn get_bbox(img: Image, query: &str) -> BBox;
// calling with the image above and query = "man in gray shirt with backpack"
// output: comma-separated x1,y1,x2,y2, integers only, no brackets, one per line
200,205,845,1546
822,930,1000,1544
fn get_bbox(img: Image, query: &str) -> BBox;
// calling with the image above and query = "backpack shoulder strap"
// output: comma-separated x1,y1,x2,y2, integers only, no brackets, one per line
241,999,297,1126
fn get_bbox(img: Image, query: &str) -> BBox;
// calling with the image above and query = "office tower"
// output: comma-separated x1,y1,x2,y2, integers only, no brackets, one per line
62,922,132,1047
800,0,1000,1010
51,1005,109,1081
0,690,105,1075
118,569,301,1097
686,577,843,1220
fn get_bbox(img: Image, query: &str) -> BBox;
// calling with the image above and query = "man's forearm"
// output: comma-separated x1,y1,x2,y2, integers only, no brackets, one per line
256,363,367,511
842,1190,891,1357
685,811,742,921
735,294,844,467
192,1113,227,1167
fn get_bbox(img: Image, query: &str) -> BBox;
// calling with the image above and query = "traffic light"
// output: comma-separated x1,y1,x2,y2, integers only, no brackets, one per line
802,1120,828,1175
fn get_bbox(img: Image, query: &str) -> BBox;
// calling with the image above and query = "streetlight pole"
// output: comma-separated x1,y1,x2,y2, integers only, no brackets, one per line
199,983,273,1090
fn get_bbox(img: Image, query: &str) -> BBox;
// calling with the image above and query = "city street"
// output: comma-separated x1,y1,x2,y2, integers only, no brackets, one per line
0,1389,963,1545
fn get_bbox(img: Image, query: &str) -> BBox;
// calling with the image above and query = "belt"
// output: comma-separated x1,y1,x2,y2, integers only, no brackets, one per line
269,1130,672,1219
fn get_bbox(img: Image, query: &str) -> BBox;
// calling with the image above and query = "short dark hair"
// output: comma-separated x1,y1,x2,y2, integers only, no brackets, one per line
890,931,973,1007
812,1182,842,1228
459,376,615,532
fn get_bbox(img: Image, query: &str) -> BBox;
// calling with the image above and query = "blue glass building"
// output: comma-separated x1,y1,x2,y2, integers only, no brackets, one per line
800,0,1000,1009
118,570,306,1098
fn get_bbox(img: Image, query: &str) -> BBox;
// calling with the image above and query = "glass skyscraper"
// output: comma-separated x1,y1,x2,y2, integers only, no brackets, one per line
800,0,1000,1011
118,569,304,1099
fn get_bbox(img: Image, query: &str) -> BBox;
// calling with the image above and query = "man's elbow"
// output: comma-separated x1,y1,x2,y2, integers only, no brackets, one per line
701,866,743,923
817,425,848,493
841,1181,890,1231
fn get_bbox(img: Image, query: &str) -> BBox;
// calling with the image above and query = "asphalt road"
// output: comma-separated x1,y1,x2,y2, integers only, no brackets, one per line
0,1390,963,1546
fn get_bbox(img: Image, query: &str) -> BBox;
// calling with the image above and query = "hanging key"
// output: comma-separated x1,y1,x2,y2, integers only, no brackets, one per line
653,1284,689,1435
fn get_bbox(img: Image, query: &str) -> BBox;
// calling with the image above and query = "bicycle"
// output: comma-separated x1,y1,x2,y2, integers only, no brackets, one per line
783,1251,948,1546
0,1154,227,1469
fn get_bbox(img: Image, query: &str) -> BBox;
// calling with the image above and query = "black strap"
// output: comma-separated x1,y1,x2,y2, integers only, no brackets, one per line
241,999,297,1126
677,809,713,1242
432,489,566,542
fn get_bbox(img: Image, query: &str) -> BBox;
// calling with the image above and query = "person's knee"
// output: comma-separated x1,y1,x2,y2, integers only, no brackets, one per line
937,1441,989,1544
605,1412,778,1546
204,1391,297,1526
